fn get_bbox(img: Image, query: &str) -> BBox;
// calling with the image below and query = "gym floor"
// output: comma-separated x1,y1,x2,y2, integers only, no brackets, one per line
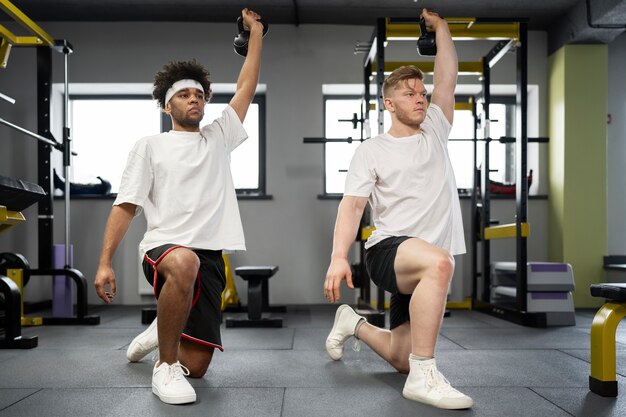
0,305,625,417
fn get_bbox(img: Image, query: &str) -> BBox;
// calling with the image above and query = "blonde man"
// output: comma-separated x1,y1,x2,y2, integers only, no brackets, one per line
323,9,472,410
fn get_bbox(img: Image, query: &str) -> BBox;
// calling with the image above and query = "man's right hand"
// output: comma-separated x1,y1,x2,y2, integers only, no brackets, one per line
241,8,263,34
94,265,116,304
421,8,446,32
324,257,354,303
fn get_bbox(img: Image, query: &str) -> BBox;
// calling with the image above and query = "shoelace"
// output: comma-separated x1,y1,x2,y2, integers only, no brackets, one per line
352,338,361,352
424,364,459,395
165,363,191,386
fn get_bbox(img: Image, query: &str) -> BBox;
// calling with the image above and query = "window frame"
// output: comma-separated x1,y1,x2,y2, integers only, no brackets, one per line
204,94,268,198
322,94,366,198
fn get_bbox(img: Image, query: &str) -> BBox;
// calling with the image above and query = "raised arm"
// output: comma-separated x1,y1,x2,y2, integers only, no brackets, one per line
94,202,136,303
424,9,458,124
229,8,264,122
324,195,369,303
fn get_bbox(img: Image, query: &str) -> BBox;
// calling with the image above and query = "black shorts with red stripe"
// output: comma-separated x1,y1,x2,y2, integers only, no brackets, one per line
142,243,226,351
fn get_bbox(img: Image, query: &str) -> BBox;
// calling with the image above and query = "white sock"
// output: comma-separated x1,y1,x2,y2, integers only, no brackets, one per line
354,318,366,338
410,353,433,361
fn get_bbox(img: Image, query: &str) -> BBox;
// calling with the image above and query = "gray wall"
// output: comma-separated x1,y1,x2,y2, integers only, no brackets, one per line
0,21,553,306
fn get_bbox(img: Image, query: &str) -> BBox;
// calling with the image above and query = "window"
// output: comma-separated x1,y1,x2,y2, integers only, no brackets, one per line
474,97,517,185
324,96,391,194
447,105,475,189
201,96,265,193
323,95,516,194
62,87,266,196
69,96,160,194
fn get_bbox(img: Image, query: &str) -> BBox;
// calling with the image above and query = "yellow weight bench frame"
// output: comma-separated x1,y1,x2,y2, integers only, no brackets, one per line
221,254,240,310
589,283,626,397
6,268,43,326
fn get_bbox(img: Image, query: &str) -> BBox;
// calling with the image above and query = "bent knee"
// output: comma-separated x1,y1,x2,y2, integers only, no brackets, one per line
434,252,454,281
171,250,200,274
180,341,214,378
420,252,454,293
187,363,209,378
163,249,200,284
184,358,212,378
389,354,410,374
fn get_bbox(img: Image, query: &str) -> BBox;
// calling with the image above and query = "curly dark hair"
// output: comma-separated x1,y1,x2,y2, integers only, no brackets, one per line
152,59,212,108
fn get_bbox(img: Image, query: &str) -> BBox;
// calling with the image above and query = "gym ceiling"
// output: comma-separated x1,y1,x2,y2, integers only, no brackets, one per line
6,0,626,52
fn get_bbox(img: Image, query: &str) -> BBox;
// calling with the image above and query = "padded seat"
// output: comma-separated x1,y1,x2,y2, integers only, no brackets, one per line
591,283,626,301
589,283,626,397
0,176,44,349
225,265,282,328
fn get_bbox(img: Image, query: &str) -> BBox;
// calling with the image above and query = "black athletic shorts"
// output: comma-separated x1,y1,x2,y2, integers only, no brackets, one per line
142,244,226,351
365,236,413,330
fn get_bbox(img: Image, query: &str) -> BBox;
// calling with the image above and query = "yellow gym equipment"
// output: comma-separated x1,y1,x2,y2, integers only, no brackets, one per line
0,175,46,348
589,283,626,397
0,0,54,68
221,254,240,311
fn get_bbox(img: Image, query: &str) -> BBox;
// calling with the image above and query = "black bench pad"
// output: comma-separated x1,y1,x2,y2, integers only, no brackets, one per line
235,266,278,280
590,283,626,302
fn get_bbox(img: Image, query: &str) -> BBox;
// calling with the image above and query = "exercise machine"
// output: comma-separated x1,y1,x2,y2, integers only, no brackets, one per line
490,262,575,325
0,0,99,326
225,265,283,328
465,19,562,327
0,175,45,348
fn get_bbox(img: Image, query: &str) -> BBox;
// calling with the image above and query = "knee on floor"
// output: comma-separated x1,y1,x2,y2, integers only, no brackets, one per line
185,360,211,378
180,341,214,378
389,354,410,374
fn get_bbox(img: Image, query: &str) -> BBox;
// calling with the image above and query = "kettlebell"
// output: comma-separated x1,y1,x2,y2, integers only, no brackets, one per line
234,16,269,57
417,17,437,56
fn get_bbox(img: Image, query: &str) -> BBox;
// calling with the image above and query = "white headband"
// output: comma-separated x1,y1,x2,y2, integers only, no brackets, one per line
164,79,204,105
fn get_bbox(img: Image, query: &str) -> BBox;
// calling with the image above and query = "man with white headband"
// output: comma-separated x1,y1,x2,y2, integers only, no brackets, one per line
94,7,264,405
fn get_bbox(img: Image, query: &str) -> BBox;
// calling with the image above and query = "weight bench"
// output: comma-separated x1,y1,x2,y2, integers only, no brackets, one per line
589,283,626,396
225,265,283,328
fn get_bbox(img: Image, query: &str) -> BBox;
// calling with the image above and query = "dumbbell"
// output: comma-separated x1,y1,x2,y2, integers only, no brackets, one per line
233,16,269,57
417,17,437,56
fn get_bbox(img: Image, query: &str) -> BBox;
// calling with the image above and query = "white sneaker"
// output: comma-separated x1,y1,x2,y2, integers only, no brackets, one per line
127,318,158,362
152,361,196,404
326,304,365,360
402,357,473,409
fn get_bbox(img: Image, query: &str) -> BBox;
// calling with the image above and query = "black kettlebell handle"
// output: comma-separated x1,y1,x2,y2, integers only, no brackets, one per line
237,15,245,34
236,16,269,37
234,16,269,57
417,17,437,56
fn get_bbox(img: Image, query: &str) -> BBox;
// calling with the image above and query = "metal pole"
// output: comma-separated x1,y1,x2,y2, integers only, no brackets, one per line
481,60,491,303
62,42,71,268
0,117,60,148
516,22,528,312
375,18,386,313
37,46,53,270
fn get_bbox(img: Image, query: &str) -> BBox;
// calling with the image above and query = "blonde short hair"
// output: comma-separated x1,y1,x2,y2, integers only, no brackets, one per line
382,65,424,99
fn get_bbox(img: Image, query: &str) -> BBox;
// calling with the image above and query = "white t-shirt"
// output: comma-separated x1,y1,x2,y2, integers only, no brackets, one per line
114,105,248,256
344,103,465,255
